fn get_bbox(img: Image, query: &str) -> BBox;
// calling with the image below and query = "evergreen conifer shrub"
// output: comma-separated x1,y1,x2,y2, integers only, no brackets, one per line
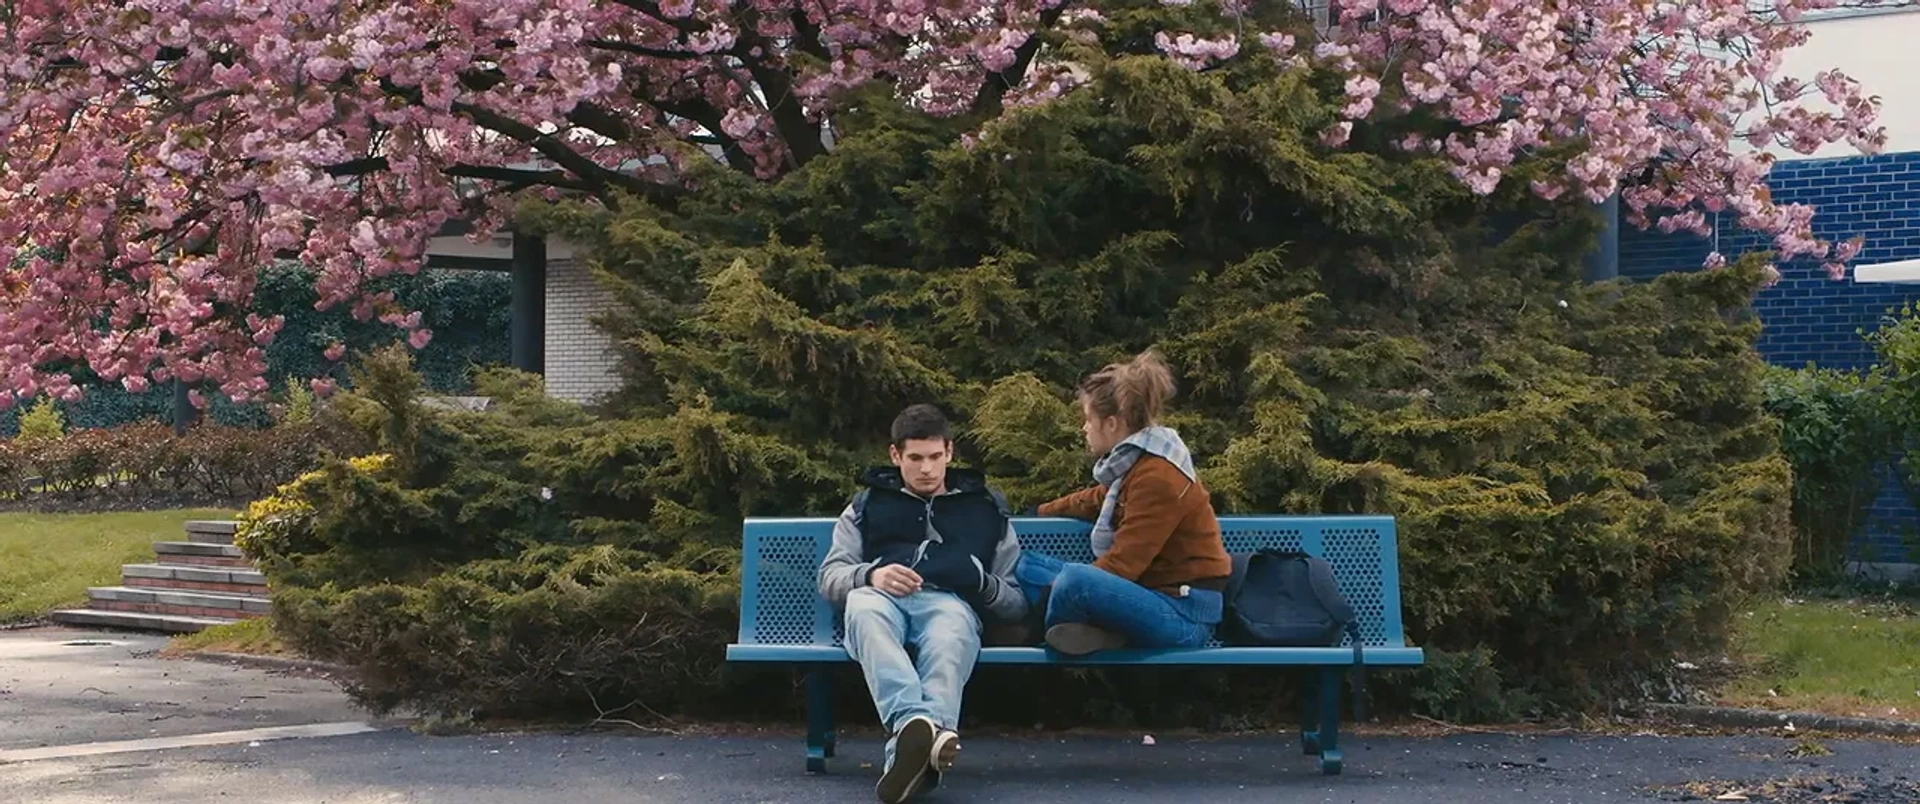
245,52,1793,724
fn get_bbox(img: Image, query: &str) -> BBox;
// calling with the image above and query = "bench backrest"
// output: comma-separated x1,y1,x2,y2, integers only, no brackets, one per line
737,515,1412,650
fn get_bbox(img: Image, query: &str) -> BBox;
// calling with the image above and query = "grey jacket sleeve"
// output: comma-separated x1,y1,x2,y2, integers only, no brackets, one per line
973,522,1028,623
817,503,876,606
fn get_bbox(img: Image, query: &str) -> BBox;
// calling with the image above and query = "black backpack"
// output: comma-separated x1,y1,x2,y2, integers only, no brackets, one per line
1222,549,1368,717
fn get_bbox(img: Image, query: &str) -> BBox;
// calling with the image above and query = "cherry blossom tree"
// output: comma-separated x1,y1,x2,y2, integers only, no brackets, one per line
0,0,1901,408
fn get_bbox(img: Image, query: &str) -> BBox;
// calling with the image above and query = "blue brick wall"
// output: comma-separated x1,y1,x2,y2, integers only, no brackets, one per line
1618,150,1920,564
1862,463,1918,565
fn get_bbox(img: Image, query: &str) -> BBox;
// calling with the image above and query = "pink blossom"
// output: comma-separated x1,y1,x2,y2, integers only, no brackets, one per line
324,342,347,362
1343,75,1382,119
1258,32,1296,55
0,0,1894,404
306,55,347,83
1154,32,1240,70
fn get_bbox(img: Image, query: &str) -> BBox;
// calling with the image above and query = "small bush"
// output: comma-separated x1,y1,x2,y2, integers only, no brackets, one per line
1874,307,1920,504
1761,366,1895,580
16,397,64,441
282,383,318,426
271,546,743,720
1396,647,1542,724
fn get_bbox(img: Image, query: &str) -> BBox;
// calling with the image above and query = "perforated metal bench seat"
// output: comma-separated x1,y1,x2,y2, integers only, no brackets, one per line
728,645,1427,665
726,514,1425,777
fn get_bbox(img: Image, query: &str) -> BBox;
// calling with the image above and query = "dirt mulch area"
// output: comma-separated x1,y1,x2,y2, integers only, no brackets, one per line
1654,774,1918,803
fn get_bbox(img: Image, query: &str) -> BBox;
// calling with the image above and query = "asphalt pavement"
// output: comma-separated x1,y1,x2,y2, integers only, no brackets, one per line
1,627,1916,804
3,726,1917,804
0,627,369,752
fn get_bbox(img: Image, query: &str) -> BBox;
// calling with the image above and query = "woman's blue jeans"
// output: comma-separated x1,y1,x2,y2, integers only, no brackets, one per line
1014,551,1221,648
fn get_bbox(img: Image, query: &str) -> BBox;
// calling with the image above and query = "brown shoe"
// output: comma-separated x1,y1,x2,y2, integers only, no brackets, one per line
1044,623,1126,655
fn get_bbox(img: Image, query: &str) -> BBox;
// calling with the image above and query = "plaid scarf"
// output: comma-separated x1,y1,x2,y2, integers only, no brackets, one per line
1089,425,1197,558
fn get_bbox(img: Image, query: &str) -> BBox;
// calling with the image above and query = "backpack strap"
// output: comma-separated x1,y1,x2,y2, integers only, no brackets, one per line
1225,551,1254,603
850,488,871,524
1301,556,1357,626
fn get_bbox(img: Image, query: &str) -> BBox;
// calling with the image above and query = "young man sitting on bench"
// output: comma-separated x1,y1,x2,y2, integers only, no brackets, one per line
816,404,1028,803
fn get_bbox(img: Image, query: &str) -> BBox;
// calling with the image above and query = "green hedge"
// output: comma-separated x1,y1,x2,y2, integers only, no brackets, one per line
1761,365,1895,578
1757,304,1920,579
0,415,372,510
0,263,509,436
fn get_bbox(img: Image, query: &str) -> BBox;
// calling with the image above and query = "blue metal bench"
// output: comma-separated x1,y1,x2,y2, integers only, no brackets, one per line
725,514,1425,776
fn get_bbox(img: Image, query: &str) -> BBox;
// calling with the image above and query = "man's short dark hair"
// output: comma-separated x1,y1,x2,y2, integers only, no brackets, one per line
891,403,951,447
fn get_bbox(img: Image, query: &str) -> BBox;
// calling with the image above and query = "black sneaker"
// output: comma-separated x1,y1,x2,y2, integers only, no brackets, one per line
1044,623,1127,655
876,716,936,803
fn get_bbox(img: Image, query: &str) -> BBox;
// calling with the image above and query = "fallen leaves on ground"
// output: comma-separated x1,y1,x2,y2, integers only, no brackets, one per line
1655,775,1919,803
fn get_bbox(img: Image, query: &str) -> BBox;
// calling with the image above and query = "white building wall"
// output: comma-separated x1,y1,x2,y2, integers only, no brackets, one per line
542,256,623,405
421,233,623,404
1769,9,1920,159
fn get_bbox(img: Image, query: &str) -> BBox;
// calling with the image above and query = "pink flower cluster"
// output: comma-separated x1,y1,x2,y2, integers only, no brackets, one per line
0,0,1070,408
1296,0,1894,277
0,0,1900,407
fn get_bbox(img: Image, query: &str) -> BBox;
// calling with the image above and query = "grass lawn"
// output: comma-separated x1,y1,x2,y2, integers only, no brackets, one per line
162,617,290,657
0,508,237,623
1720,596,1920,722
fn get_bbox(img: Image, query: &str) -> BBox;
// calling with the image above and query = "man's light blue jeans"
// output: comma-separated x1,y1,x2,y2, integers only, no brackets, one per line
1015,552,1221,648
842,586,981,770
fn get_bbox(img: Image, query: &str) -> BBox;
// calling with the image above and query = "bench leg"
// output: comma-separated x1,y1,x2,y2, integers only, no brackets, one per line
805,666,837,773
1298,669,1321,755
1314,667,1344,776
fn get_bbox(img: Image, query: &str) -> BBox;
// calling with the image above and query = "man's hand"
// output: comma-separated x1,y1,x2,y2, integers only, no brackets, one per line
917,556,988,596
870,564,923,597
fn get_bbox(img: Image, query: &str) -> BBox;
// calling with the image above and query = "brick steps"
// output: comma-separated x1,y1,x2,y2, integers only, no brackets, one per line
122,563,267,589
184,520,238,545
44,609,235,634
154,540,244,557
49,518,269,634
86,586,271,619
154,541,252,567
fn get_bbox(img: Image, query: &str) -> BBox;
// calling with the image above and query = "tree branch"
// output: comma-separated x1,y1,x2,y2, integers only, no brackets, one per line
330,154,595,191
742,57,826,167
369,77,684,206
652,95,759,174
565,102,641,146
971,5,1069,116
322,157,389,177
445,164,597,192
451,99,676,205
790,9,832,63
583,39,714,61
